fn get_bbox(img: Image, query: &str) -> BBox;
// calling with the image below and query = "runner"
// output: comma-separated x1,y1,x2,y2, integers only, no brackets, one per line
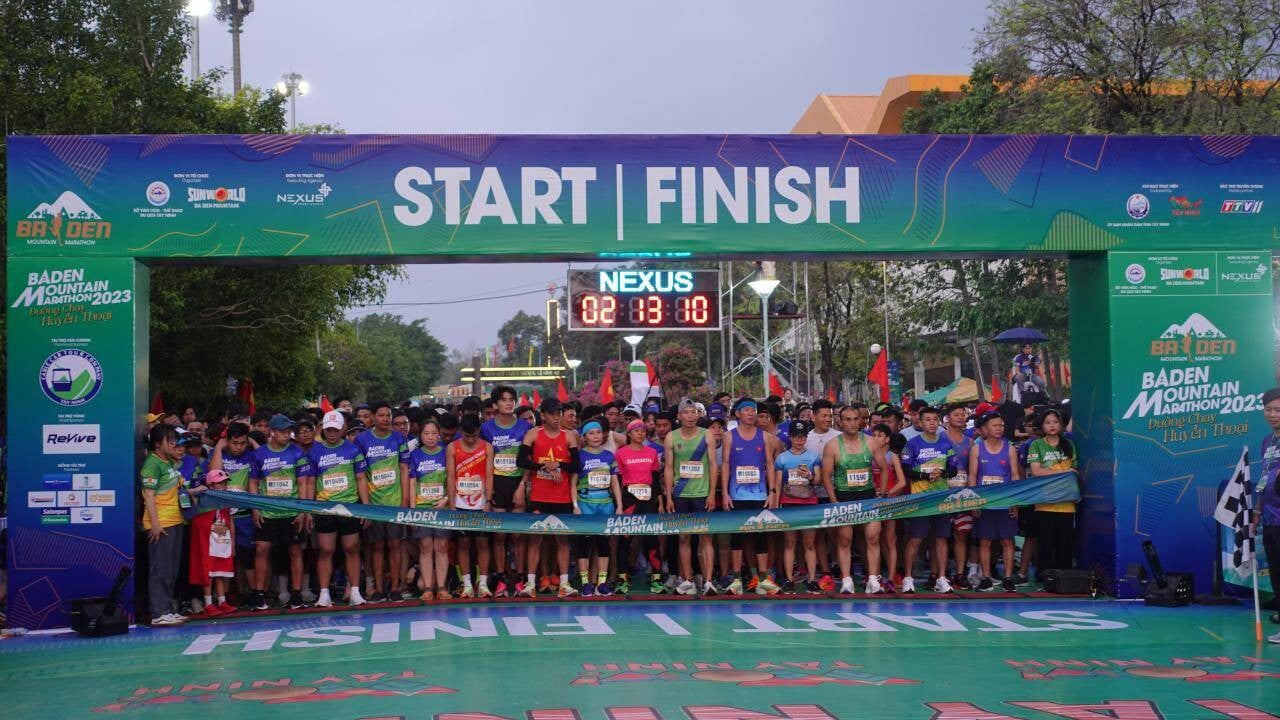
969,411,1021,591
448,414,494,598
869,422,907,590
822,405,884,594
804,399,841,592
1027,408,1079,576
517,398,580,598
942,403,976,589
615,418,661,596
482,385,533,597
140,424,188,625
209,422,258,607
775,420,829,593
900,406,957,594
355,401,410,602
307,410,368,608
404,418,452,599
572,419,622,596
248,414,314,610
721,398,780,595
663,398,718,596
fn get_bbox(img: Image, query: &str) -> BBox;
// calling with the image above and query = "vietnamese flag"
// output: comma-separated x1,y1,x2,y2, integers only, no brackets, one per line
532,389,542,406
519,393,529,406
237,378,256,415
827,386,837,403
600,367,615,404
556,379,569,402
768,371,785,398
990,374,1004,402
867,352,890,403
320,394,334,413
149,391,165,415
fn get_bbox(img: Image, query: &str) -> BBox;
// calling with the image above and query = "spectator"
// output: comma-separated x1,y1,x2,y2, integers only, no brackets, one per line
1010,343,1048,394
141,424,188,625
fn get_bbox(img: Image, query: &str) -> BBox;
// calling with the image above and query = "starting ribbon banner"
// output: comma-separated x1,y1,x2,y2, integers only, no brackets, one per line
202,472,1079,536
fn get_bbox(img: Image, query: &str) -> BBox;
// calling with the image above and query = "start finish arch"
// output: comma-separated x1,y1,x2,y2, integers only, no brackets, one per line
5,134,1276,627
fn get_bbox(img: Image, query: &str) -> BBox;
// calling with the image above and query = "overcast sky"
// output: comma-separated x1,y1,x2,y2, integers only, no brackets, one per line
192,0,986,352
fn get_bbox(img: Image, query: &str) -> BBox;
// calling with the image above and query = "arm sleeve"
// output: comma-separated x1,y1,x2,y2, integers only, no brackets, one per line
516,443,540,471
564,447,582,475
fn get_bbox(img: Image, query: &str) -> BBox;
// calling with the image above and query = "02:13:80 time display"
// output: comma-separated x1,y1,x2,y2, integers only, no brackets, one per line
572,292,718,330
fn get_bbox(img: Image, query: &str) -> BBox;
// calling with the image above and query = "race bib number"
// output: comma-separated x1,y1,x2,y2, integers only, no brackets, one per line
679,461,704,480
845,468,870,488
981,475,1005,486
537,468,561,483
494,455,518,473
321,471,349,493
419,483,445,500
787,469,811,486
457,477,483,495
735,466,761,485
209,523,233,558
370,468,398,488
587,470,611,489
627,484,652,501
948,476,967,488
265,476,292,497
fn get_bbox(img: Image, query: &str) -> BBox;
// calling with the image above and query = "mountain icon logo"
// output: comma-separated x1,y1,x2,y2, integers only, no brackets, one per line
529,515,570,532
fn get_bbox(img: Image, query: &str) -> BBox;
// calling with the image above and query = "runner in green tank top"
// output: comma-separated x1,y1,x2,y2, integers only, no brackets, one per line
821,406,890,595
663,399,720,596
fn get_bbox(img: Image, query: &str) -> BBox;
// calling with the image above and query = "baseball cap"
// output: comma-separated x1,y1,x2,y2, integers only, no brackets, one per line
789,420,814,436
347,421,366,434
976,411,1002,427
974,402,998,417
176,432,201,446
267,413,296,431
205,469,230,485
623,403,642,416
643,400,661,413
707,403,727,420
321,410,345,430
677,398,699,413
145,412,163,424
295,415,316,429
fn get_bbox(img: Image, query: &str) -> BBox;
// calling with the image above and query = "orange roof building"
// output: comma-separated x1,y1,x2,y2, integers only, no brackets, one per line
792,74,967,134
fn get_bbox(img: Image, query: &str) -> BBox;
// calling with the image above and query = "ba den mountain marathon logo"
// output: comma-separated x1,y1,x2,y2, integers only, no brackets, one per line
1124,313,1256,420
15,191,111,246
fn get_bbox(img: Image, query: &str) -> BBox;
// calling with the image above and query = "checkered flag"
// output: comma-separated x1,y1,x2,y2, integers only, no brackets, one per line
1213,447,1255,574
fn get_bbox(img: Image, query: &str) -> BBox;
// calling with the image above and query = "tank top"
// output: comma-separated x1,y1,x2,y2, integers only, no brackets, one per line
946,429,973,486
670,427,711,498
976,439,1013,486
409,445,448,509
616,443,660,503
577,447,617,504
833,433,874,493
726,427,768,501
452,441,487,510
530,427,572,503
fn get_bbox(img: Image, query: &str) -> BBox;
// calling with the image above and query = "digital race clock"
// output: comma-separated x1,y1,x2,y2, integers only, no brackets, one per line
567,269,721,331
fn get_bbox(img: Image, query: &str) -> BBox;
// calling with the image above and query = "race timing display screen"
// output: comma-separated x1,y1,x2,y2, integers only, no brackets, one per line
568,269,720,331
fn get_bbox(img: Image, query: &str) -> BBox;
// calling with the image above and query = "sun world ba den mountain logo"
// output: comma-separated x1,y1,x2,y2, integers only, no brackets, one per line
187,186,246,209
15,191,111,246
1150,312,1236,362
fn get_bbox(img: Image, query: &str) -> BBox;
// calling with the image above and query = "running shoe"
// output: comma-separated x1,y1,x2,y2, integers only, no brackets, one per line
1268,630,1280,644
934,576,954,594
517,581,537,598
956,575,972,591
757,577,780,595
538,577,553,594
881,576,897,593
286,593,308,610
349,589,367,606
978,577,994,591
780,579,797,594
900,576,916,594
369,591,386,604
480,583,495,599
649,575,668,594
725,577,744,595
151,613,185,626
252,591,270,611
558,584,579,598
300,587,318,604
459,585,475,599
1012,573,1029,586
746,575,759,592
806,579,823,594
492,581,507,598
549,575,561,588
201,603,226,618
597,582,615,597
701,581,718,596
314,589,333,608
817,574,837,593
615,578,630,596
675,579,697,596
864,575,883,594
1002,576,1017,593
581,582,596,597
664,574,681,593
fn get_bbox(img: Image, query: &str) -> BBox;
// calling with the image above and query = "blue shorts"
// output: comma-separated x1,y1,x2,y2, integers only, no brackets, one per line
907,514,952,540
578,501,615,516
975,509,1019,540
672,496,708,514
234,515,255,548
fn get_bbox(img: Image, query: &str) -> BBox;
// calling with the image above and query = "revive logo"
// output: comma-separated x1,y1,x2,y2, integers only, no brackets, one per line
42,423,101,455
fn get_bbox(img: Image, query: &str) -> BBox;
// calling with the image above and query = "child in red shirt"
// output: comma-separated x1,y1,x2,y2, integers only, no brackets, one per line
189,469,236,616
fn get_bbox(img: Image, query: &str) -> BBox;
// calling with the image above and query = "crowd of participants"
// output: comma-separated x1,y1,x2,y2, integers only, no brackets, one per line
138,386,1079,626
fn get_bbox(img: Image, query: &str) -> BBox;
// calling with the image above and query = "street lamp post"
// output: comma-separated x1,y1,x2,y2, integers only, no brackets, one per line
185,0,212,78
275,72,310,131
566,358,582,388
623,335,643,363
748,278,781,396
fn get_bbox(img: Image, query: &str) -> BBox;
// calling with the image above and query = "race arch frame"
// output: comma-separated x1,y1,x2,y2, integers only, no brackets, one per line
6,133,1277,628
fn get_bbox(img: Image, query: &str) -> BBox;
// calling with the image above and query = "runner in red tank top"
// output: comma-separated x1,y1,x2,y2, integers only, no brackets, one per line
516,399,580,597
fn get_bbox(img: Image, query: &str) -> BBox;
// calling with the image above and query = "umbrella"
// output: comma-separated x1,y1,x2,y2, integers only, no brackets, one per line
993,327,1048,343
921,377,980,405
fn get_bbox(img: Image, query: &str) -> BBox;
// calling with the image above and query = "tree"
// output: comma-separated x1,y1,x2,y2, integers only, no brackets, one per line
215,0,254,94
498,310,548,366
348,313,448,402
653,342,706,402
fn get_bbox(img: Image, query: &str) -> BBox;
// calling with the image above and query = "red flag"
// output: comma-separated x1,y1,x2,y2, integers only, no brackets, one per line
556,379,569,402
990,374,1004,402
519,393,530,406
237,378,256,415
507,337,516,353
149,391,165,415
768,371,784,398
600,367,615,404
319,394,334,413
826,386,837,403
867,352,890,403
532,389,542,406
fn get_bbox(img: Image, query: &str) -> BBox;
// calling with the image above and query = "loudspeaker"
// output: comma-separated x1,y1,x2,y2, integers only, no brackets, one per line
1041,568,1097,595
70,566,131,637
1144,572,1194,607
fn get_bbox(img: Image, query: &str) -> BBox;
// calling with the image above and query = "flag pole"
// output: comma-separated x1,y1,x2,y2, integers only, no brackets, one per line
1252,556,1263,643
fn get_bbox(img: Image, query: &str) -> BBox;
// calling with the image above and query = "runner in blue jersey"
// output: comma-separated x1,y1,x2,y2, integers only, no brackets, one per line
900,406,957,594
308,410,368,607
355,402,410,602
720,398,779,596
248,414,314,610
968,411,1021,592
572,420,622,596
